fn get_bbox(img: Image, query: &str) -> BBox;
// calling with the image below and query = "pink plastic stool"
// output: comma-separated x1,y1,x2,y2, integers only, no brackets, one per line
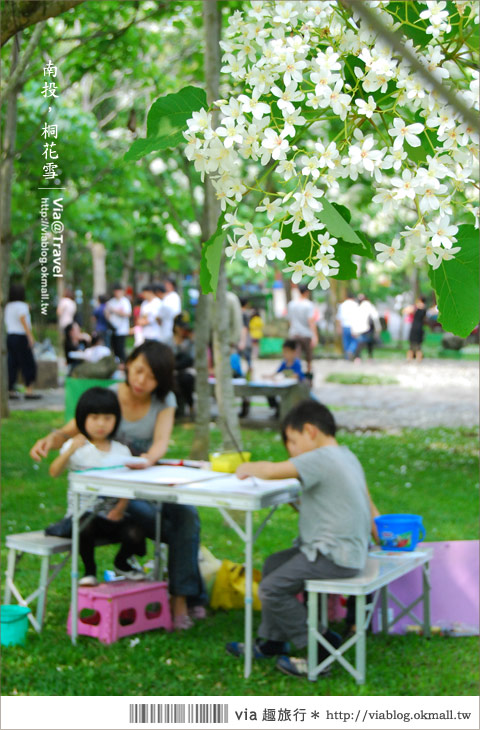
67,580,172,644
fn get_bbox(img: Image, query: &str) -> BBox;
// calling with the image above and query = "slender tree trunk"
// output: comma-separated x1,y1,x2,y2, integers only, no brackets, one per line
0,36,20,416
203,0,242,451
88,237,107,298
189,290,211,459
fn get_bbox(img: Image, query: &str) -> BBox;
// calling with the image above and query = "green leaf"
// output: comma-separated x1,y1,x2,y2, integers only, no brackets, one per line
125,86,207,161
318,198,362,244
200,214,226,295
428,225,479,337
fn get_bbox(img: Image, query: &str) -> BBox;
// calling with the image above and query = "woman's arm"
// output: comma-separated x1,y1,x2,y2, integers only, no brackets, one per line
144,407,175,465
30,418,79,462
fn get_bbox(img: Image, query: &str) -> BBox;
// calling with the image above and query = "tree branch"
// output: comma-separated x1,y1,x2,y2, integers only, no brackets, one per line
1,0,85,47
342,0,480,131
0,21,46,107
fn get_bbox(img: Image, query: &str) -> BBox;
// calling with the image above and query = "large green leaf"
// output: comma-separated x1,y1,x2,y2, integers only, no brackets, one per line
429,225,479,337
280,221,362,281
200,214,226,295
125,86,207,161
318,199,363,244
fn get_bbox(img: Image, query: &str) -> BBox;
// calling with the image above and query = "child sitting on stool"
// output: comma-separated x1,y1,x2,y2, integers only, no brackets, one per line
226,399,378,679
49,387,146,586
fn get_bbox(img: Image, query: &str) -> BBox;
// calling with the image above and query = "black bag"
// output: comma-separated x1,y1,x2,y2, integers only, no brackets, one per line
45,516,72,538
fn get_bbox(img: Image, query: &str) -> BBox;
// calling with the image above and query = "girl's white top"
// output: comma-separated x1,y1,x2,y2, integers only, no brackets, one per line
4,301,31,335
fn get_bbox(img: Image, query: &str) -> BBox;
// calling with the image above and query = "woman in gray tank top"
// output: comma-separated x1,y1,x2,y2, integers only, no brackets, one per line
30,341,206,630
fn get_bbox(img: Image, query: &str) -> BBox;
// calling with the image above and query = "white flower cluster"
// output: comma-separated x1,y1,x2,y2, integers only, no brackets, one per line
184,0,479,289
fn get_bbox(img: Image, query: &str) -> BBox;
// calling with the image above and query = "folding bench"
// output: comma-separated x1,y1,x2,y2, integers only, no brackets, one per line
306,547,433,684
4,531,72,632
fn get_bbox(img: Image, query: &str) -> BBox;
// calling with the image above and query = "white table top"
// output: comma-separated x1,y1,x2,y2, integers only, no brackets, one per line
69,465,300,510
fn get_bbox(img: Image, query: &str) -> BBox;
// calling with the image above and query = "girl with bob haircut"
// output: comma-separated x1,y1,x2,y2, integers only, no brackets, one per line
49,387,146,585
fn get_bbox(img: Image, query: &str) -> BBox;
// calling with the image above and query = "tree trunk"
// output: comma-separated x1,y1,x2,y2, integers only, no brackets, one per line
203,0,242,452
88,237,107,298
121,246,135,291
189,290,211,459
0,37,20,417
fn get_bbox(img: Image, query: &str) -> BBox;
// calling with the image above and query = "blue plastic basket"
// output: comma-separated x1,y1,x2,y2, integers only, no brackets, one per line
375,514,425,552
1,605,31,646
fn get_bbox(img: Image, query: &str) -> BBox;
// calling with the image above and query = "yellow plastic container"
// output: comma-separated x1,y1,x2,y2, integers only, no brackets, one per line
209,451,251,473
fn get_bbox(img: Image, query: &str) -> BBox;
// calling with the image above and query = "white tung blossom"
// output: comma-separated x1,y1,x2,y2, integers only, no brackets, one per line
182,0,477,291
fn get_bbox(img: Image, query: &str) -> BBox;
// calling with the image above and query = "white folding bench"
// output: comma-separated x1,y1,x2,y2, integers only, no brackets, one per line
4,531,72,632
306,547,433,684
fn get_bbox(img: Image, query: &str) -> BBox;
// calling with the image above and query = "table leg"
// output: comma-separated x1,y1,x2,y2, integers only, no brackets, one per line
71,491,80,644
244,510,253,679
4,548,16,604
36,556,50,631
381,586,388,634
153,503,162,582
355,594,366,685
320,593,328,629
423,563,431,638
307,590,318,681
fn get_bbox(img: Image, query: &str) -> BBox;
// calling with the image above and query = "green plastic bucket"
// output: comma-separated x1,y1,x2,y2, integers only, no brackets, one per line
1,605,31,646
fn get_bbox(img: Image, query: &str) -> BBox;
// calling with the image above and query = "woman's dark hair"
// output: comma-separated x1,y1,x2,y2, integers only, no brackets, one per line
126,340,174,401
281,399,336,442
9,283,25,302
75,387,121,439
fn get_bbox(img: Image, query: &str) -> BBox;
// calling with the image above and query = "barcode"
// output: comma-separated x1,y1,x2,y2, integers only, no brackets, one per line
129,703,228,724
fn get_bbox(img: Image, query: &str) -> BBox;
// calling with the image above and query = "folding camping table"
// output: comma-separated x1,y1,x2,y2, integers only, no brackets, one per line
68,465,300,678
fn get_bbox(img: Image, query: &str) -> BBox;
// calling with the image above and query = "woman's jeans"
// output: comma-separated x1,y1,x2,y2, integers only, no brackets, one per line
126,500,206,605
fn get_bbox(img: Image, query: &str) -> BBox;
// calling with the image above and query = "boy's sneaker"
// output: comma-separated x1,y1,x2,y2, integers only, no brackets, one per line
226,638,289,659
276,655,310,678
79,575,98,587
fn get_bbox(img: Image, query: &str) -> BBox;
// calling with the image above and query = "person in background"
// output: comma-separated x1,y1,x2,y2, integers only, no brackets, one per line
172,314,195,419
92,295,110,347
153,283,175,345
336,291,359,361
57,289,77,331
407,296,427,361
163,277,182,318
238,298,253,377
249,308,264,360
105,284,132,363
352,294,381,361
64,322,91,373
5,283,42,400
287,284,318,375
137,285,163,342
267,339,305,419
82,333,112,363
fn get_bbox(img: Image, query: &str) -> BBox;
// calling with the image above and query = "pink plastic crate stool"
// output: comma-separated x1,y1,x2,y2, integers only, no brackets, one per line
67,580,172,644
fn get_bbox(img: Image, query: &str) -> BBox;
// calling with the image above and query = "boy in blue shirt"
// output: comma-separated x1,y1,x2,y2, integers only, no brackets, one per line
226,399,377,679
267,339,305,419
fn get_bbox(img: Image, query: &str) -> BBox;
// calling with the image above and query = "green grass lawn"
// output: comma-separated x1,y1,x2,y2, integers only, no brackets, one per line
325,373,399,386
2,412,478,696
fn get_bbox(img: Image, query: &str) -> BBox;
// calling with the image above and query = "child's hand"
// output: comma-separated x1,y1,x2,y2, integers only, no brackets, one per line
236,463,257,480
